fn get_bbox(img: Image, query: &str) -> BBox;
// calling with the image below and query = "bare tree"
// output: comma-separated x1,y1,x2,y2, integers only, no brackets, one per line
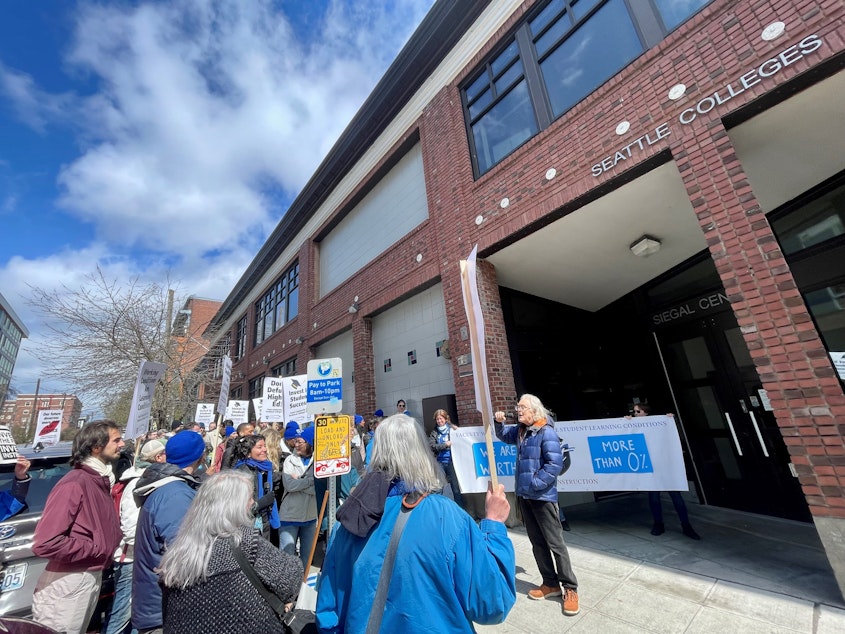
27,267,226,429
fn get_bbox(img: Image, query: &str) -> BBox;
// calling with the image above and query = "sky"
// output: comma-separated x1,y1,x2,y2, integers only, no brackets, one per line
0,0,434,412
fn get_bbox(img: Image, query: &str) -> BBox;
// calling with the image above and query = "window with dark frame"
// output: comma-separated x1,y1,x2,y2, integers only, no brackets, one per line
255,261,300,346
461,0,713,177
235,315,247,360
248,376,264,401
271,358,297,378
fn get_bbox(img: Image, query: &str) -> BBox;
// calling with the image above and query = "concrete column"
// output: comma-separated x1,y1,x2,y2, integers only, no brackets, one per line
675,121,845,599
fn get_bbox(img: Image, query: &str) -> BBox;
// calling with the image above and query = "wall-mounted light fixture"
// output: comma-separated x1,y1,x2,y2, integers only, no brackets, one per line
629,235,662,258
295,337,305,345
236,371,245,380
262,354,271,365
348,301,359,314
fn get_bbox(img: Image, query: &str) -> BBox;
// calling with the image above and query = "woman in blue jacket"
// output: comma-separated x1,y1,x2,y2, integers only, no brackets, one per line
317,414,515,633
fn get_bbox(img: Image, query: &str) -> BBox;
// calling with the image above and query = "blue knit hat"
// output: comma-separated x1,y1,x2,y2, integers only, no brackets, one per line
354,415,364,426
373,409,384,417
225,425,236,437
298,426,315,448
284,421,300,440
165,431,205,469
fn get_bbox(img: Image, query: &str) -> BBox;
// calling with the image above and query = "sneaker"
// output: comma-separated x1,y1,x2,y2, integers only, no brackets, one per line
682,523,701,540
528,584,562,600
650,522,665,536
563,588,580,616
561,519,571,532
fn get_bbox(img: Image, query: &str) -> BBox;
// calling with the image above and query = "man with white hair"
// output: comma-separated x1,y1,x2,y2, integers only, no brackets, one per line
495,394,579,617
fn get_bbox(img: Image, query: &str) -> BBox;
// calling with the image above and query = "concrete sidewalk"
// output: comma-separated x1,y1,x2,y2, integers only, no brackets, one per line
478,495,845,633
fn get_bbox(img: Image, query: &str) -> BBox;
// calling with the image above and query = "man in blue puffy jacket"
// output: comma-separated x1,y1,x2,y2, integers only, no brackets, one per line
495,394,579,616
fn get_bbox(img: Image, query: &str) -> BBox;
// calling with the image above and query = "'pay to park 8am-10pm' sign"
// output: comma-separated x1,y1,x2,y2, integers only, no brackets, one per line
451,415,688,494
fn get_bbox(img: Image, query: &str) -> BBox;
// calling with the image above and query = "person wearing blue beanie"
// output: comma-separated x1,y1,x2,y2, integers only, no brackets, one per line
298,426,315,449
224,425,236,437
164,431,206,469
284,421,300,440
281,425,316,571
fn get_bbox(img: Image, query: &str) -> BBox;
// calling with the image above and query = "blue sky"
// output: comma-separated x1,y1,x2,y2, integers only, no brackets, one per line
0,0,434,406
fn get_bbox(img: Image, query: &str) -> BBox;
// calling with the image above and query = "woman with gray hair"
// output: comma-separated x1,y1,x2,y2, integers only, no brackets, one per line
316,414,516,633
157,471,302,633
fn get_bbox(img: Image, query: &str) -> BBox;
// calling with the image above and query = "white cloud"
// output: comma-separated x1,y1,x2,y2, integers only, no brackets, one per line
2,0,433,258
0,0,435,408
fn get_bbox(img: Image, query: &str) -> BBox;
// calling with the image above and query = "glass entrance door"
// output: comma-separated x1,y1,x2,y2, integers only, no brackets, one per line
655,311,811,521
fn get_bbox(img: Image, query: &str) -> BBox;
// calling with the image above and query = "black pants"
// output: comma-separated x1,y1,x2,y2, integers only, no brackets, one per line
519,497,578,589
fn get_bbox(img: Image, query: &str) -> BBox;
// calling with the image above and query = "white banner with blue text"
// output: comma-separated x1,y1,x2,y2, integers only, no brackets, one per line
451,416,687,493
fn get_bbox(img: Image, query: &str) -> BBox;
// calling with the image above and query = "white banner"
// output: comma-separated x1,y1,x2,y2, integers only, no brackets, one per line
194,403,216,425
252,397,263,420
225,400,250,424
34,409,64,447
216,355,232,415
125,360,168,440
452,416,687,493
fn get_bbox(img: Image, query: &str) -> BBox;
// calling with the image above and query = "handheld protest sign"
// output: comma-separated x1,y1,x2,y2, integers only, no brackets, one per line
0,426,17,465
460,246,498,488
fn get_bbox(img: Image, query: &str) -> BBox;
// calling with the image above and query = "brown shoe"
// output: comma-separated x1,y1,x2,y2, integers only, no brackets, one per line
563,588,580,616
528,584,562,600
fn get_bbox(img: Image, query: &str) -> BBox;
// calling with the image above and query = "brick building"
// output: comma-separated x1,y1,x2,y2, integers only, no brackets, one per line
206,0,845,592
0,393,83,440
170,296,223,403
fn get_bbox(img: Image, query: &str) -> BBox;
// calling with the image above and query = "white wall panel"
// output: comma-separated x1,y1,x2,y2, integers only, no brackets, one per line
372,284,454,421
314,329,355,415
319,145,428,295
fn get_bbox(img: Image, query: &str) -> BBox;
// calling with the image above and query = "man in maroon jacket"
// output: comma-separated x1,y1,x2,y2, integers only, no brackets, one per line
32,420,125,634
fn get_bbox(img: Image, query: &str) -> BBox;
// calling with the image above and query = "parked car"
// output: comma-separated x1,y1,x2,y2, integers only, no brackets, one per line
0,442,113,629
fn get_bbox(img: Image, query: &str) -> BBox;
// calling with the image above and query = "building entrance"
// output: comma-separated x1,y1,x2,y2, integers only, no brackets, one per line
654,309,811,522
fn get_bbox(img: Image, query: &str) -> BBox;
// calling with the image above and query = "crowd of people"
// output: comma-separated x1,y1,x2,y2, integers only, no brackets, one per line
20,393,697,633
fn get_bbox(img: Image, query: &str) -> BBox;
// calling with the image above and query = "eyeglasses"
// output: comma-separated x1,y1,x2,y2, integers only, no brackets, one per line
515,405,528,411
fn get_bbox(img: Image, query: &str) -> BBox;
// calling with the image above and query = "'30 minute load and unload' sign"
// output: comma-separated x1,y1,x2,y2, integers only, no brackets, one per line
314,415,351,479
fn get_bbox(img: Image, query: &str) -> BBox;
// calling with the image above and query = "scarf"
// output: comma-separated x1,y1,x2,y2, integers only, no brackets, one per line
435,424,452,464
84,456,115,488
235,458,280,529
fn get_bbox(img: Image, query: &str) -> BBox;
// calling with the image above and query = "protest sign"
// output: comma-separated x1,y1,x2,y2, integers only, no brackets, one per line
216,355,232,415
0,426,17,463
226,400,249,424
452,415,687,493
262,377,285,423
33,409,64,447
125,360,168,439
195,403,215,425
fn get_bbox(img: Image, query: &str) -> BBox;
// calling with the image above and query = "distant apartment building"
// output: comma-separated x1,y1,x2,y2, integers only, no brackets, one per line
0,393,83,437
0,292,29,408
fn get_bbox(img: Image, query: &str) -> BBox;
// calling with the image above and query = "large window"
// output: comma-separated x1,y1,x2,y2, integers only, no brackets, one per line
255,262,299,346
248,376,264,401
462,0,713,176
235,315,247,360
271,358,297,378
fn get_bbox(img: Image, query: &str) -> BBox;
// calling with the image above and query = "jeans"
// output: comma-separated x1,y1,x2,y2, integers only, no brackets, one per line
103,561,137,634
279,521,318,573
649,491,690,525
440,460,466,511
519,497,578,590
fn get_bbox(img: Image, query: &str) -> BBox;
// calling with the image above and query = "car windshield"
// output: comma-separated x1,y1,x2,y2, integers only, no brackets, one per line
0,458,72,516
